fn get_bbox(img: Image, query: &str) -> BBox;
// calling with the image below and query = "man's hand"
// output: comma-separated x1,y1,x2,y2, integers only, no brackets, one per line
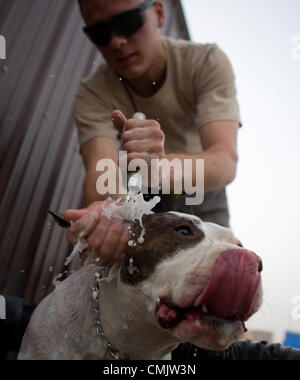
64,201,130,268
113,110,166,167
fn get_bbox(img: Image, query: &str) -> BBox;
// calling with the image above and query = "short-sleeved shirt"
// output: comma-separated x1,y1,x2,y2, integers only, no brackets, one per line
74,37,241,154
74,37,241,227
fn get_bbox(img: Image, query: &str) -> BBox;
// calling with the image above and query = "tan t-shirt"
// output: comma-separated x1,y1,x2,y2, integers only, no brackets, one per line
74,37,241,154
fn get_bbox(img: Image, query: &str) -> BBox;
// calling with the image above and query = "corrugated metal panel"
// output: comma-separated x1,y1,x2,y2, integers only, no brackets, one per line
0,0,190,305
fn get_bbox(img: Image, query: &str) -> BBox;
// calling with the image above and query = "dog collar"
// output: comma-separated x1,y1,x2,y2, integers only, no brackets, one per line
92,268,121,360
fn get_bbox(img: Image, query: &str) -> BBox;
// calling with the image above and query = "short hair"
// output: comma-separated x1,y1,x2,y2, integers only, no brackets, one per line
78,0,98,14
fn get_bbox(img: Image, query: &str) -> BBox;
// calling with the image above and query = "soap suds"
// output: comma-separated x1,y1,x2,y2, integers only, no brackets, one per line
65,238,88,266
64,192,161,266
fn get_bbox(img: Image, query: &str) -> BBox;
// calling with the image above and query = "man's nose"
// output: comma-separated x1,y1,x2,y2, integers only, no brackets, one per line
109,32,128,49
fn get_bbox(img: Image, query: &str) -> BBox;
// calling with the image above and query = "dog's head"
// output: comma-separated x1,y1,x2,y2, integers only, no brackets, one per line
119,212,263,351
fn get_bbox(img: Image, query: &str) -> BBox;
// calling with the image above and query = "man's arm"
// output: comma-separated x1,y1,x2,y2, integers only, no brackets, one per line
172,340,300,360
80,136,126,205
167,120,239,193
113,111,239,194
64,136,129,268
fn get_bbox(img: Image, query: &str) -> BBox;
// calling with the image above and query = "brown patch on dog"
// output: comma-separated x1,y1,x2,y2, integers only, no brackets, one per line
120,213,205,285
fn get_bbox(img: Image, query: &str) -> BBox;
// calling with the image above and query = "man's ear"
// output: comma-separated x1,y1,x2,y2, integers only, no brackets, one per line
154,1,166,29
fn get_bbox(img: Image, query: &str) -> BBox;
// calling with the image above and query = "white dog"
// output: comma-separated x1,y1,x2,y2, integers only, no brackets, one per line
18,212,263,360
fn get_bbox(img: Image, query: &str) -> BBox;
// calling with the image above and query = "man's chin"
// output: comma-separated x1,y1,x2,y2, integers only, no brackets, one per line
114,62,147,82
117,69,143,82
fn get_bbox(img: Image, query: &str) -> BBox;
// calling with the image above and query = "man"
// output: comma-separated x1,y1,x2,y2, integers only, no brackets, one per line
64,0,239,360
64,0,240,268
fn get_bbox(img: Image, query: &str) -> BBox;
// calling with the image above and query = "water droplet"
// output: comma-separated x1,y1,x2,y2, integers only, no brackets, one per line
92,291,98,301
123,324,128,330
152,81,157,86
20,269,24,273
128,257,139,275
128,240,134,247
119,77,123,81
49,266,53,272
2,65,9,73
52,273,63,286
50,74,55,79
8,116,12,121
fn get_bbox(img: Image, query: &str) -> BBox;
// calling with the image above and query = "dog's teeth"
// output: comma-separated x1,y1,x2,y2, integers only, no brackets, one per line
202,304,208,313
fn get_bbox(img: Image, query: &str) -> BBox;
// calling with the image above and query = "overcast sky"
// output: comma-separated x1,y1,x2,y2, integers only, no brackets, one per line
182,0,300,343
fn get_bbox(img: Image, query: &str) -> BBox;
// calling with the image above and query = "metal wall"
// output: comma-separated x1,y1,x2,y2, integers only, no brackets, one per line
0,0,190,305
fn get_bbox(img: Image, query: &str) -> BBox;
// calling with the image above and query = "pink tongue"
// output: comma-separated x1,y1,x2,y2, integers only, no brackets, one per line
194,249,261,321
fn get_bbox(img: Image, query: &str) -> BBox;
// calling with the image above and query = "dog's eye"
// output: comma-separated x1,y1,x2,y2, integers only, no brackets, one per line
175,226,193,236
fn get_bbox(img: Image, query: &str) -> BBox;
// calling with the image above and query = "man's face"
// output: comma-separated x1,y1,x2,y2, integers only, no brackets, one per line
81,0,165,80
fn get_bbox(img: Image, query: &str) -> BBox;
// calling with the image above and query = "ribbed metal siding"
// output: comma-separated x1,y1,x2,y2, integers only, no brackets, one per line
0,0,190,305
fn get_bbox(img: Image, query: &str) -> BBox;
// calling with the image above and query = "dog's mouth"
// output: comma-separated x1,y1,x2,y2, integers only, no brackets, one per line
155,249,262,348
156,300,246,329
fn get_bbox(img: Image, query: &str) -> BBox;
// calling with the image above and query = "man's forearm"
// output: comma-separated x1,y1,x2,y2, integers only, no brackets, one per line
83,171,126,206
166,147,238,193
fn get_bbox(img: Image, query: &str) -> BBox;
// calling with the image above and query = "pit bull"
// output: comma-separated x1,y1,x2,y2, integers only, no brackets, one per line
18,211,263,360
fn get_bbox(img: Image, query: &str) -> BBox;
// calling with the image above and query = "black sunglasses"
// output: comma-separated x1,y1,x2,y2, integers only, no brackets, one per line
83,0,156,46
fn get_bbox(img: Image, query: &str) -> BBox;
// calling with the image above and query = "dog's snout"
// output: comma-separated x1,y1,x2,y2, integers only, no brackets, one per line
193,248,262,321
258,259,263,273
231,248,263,274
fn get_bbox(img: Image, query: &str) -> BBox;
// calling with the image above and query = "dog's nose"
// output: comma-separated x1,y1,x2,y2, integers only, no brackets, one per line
258,259,263,273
